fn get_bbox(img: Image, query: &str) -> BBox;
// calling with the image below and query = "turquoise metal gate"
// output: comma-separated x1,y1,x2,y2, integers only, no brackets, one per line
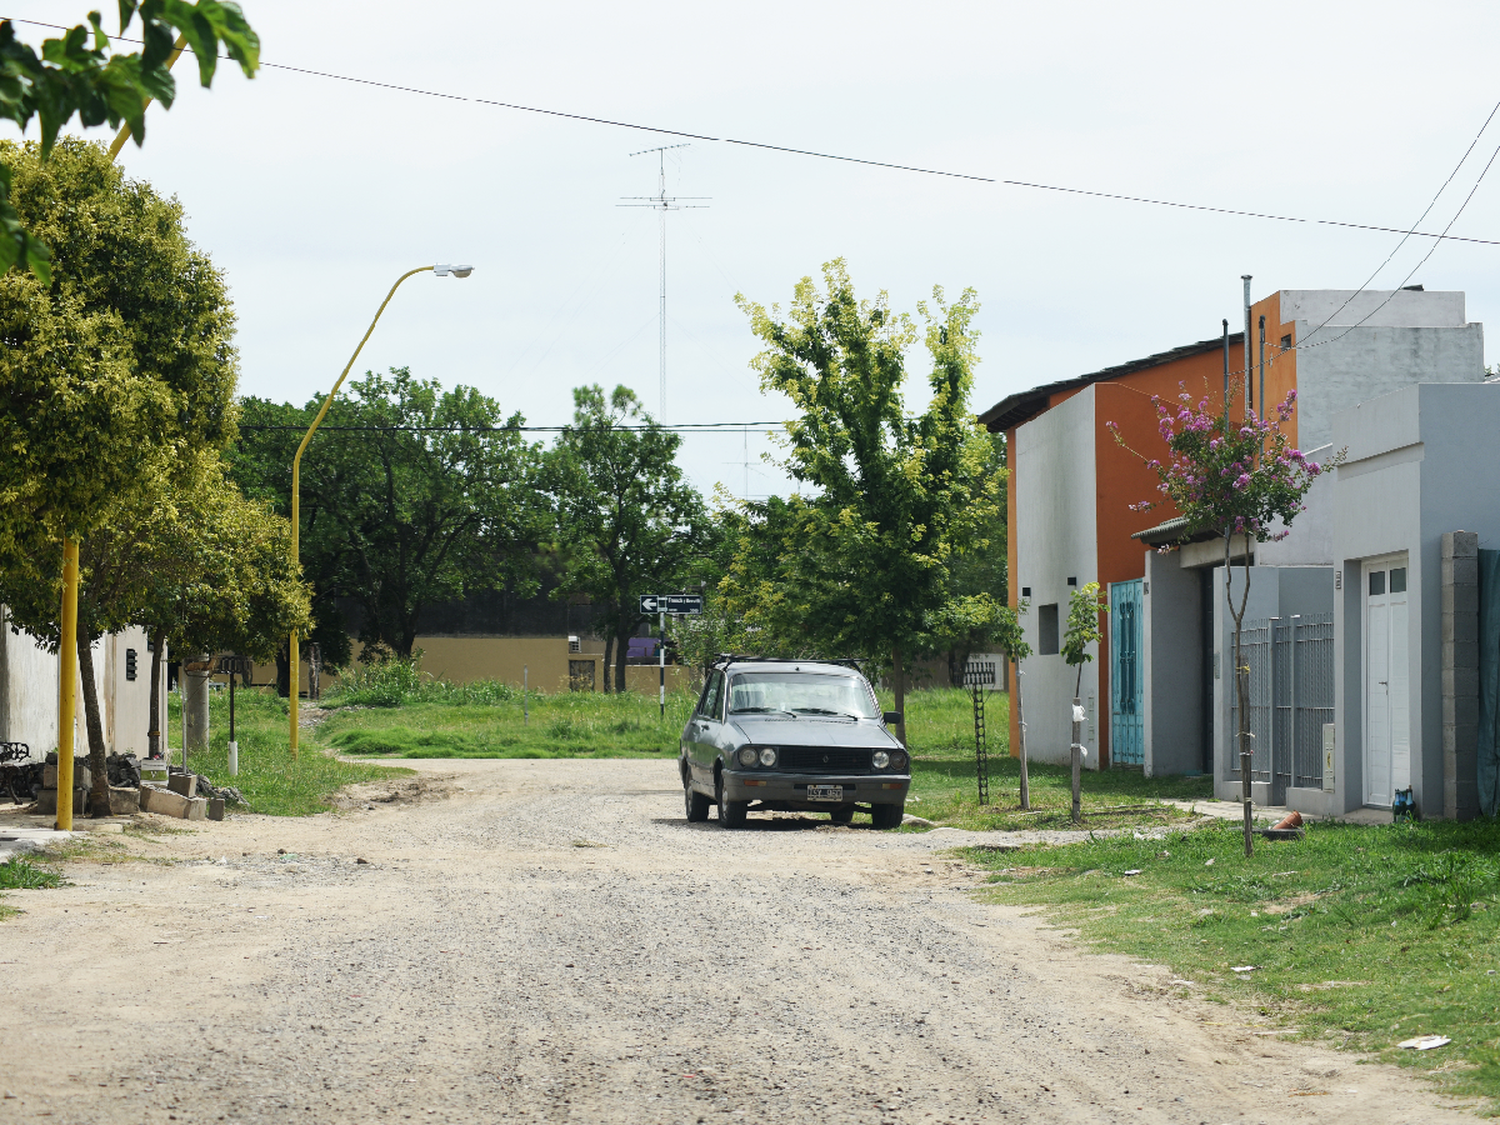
1110,579,1144,766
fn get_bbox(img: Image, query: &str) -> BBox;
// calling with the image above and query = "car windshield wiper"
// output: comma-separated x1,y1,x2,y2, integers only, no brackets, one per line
789,707,859,718
730,706,796,717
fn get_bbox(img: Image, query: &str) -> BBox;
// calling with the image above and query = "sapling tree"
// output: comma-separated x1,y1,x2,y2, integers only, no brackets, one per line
1063,583,1106,825
993,602,1033,809
1110,386,1339,855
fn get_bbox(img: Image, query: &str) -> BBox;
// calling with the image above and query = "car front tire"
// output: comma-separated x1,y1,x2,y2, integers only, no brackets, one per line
871,802,905,830
684,774,710,822
717,776,747,828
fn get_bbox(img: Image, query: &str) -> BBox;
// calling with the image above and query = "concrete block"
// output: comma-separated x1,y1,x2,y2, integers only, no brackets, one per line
1442,721,1477,753
1442,555,1479,586
167,773,196,798
1443,666,1480,699
1443,694,1480,727
42,764,91,790
184,797,207,821
1443,613,1479,644
139,785,192,818
1442,530,1479,560
1447,641,1480,673
207,798,225,821
1449,583,1480,616
107,787,140,816
33,788,85,816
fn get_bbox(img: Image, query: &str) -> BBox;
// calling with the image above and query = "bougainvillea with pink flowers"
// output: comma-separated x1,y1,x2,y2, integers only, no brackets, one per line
1109,384,1344,857
1107,387,1327,544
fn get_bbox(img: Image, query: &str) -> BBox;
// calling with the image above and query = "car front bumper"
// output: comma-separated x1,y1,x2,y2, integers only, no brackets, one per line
721,771,910,807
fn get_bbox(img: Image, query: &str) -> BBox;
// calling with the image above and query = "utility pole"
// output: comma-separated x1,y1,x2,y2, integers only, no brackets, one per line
620,145,708,423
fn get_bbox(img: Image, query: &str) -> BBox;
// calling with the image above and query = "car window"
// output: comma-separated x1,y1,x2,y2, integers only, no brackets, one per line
726,672,879,718
697,672,723,721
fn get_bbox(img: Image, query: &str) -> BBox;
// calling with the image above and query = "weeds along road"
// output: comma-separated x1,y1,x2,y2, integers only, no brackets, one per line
4,759,1478,1124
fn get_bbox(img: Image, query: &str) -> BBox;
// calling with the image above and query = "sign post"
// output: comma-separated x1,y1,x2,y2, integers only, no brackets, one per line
638,595,705,719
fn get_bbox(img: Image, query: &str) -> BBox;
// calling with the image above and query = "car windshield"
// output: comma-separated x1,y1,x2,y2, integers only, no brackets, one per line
726,671,879,719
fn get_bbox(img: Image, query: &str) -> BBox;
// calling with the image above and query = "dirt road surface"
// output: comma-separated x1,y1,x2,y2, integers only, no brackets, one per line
1,759,1477,1124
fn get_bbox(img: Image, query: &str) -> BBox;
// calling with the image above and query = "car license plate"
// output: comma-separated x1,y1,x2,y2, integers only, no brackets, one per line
806,784,843,802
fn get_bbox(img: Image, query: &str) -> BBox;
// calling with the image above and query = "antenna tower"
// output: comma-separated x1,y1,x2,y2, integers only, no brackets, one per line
620,144,708,422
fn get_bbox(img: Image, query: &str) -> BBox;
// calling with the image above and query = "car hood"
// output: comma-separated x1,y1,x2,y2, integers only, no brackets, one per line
727,715,902,748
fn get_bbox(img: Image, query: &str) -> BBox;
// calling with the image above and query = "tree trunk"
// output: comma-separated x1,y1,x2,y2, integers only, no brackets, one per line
601,633,615,694
1015,662,1030,810
1224,534,1255,858
74,625,112,817
183,656,210,760
275,643,290,698
147,627,164,758
1071,693,1083,825
614,621,628,693
892,644,907,747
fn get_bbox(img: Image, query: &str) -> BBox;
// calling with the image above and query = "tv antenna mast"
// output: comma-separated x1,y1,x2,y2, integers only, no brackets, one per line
620,144,709,422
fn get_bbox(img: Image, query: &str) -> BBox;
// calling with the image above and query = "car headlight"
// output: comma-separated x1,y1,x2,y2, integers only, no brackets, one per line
738,747,758,766
759,747,778,767
890,751,908,771
872,750,890,769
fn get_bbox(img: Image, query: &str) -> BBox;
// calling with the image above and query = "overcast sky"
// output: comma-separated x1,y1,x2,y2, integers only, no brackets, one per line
8,0,1500,501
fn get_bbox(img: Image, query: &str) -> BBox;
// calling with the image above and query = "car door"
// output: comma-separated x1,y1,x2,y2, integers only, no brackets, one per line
686,671,725,788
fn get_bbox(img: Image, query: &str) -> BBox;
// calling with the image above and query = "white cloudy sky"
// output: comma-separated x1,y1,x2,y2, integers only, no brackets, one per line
8,0,1500,500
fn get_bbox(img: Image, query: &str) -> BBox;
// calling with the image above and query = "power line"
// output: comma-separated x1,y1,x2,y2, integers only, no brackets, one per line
8,14,1500,247
237,421,789,434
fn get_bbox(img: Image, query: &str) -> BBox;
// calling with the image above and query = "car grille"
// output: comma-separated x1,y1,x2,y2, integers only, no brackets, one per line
776,747,874,773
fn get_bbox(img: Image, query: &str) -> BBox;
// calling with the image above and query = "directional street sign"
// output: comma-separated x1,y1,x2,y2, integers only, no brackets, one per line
638,593,704,615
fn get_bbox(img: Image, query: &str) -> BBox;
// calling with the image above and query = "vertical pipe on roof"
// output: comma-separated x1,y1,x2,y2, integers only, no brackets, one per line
1242,276,1252,413
1222,318,1230,407
1257,314,1267,421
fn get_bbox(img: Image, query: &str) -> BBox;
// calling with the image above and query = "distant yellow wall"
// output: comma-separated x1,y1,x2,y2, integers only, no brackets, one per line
238,636,701,696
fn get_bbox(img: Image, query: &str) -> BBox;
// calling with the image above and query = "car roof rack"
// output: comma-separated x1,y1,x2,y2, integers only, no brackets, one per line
710,653,868,672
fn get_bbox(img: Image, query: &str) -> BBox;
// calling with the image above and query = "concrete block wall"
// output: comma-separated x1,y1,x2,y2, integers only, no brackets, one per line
1441,531,1481,820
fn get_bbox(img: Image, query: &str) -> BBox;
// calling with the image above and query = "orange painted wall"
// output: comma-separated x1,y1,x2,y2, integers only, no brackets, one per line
1248,291,1299,448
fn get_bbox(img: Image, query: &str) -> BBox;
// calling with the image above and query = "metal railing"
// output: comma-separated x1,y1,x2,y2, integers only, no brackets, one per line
1229,612,1333,799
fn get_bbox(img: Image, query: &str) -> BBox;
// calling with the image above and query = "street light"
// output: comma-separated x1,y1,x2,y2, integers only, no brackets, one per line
288,264,474,756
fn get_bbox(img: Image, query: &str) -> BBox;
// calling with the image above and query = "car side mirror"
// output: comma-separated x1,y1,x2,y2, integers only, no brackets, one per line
883,711,902,726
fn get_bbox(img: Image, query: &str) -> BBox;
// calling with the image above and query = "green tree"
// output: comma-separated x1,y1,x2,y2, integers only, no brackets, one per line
546,385,710,693
0,3,259,278
724,259,999,743
0,137,240,561
229,369,548,669
0,452,310,811
1063,582,1106,824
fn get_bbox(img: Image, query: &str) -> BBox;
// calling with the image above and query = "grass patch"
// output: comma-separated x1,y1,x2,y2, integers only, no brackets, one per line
320,687,698,760
962,817,1500,1108
169,687,413,816
0,856,62,889
901,688,1211,829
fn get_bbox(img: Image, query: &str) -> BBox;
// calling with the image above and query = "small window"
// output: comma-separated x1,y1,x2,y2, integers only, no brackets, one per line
125,648,138,682
1390,567,1407,594
1369,570,1386,596
1066,576,1077,587
1020,586,1031,599
1280,334,1292,350
698,672,724,721
1038,604,1060,656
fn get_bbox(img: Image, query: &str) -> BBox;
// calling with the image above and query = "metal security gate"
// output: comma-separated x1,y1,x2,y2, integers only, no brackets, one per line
1230,613,1333,800
1110,579,1144,766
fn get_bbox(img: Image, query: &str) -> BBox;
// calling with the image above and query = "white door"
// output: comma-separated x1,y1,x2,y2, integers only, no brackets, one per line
1363,557,1411,807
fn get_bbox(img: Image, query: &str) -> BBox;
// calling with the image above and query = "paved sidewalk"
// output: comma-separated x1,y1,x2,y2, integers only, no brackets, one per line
1167,797,1392,826
0,814,125,863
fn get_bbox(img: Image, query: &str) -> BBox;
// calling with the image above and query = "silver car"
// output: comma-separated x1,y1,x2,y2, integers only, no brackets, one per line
680,657,910,828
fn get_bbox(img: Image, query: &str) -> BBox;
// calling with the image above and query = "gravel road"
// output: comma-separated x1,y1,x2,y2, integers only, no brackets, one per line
1,759,1479,1124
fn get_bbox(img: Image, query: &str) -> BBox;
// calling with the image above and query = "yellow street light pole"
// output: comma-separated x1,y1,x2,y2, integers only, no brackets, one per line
288,263,473,755
54,33,189,831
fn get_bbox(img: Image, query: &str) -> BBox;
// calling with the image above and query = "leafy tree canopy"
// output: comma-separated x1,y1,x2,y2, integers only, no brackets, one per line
545,384,712,693
0,136,240,560
722,259,999,735
229,368,548,661
0,2,259,278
